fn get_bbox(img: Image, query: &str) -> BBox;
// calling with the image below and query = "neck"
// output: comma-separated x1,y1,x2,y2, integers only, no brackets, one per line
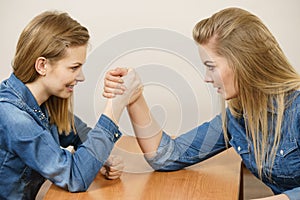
25,81,50,106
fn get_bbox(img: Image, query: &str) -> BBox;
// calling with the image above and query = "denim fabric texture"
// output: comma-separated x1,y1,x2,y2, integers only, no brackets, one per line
0,74,122,200
146,94,300,200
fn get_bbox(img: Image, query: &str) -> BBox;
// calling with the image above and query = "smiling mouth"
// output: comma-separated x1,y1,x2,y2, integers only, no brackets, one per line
66,85,75,91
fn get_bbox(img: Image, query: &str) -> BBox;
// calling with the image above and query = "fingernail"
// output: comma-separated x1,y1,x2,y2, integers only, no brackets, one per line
120,86,127,91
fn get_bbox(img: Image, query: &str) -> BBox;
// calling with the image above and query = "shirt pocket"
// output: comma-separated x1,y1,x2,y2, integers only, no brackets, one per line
273,138,300,182
275,138,298,158
229,136,250,162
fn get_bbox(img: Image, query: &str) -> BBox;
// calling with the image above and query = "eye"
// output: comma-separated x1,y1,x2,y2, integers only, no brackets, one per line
70,66,80,71
203,61,216,71
206,65,215,71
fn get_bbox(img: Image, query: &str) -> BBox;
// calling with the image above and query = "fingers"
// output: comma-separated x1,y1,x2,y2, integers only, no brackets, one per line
103,68,128,98
122,69,142,93
103,81,126,97
100,166,106,176
110,67,128,77
106,155,124,169
102,155,125,180
101,166,123,180
106,67,128,83
103,67,143,108
106,71,124,83
103,166,123,179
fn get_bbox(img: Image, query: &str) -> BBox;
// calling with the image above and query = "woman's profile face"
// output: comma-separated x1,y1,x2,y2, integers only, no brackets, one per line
198,43,238,100
42,45,87,99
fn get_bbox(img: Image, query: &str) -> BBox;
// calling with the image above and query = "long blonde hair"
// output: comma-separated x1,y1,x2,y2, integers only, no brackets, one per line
193,7,300,178
13,11,90,134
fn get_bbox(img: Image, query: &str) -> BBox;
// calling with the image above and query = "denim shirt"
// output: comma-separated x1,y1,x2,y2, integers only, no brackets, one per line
0,73,122,200
146,93,300,200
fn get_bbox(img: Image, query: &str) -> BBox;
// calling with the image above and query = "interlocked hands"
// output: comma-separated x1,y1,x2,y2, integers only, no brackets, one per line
103,67,143,106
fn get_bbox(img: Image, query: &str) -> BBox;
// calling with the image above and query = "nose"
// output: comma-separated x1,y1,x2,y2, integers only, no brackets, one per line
76,68,85,82
204,70,213,83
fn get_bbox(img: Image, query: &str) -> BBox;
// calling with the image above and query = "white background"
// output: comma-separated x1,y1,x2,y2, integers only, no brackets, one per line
1,0,299,135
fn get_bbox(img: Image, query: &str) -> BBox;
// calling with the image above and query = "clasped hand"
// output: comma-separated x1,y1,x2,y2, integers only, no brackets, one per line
100,155,124,180
103,67,143,106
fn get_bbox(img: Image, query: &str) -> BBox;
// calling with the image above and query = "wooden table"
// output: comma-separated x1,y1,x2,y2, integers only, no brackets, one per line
44,136,242,200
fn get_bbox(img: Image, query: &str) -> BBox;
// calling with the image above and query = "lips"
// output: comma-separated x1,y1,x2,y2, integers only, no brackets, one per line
66,84,75,92
213,86,221,93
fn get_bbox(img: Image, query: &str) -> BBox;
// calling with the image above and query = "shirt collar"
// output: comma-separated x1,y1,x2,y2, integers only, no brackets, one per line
7,73,48,121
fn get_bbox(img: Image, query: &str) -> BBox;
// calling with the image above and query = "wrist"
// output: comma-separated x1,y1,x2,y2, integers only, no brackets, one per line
103,99,125,125
127,93,144,109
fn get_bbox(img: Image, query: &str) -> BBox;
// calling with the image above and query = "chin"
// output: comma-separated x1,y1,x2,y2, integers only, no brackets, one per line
57,93,72,99
224,94,238,100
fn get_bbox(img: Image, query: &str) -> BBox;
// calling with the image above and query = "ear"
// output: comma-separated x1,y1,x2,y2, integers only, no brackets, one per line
35,57,47,76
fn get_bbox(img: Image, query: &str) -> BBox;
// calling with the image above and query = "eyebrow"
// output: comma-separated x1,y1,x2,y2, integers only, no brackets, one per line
203,61,215,66
71,62,83,66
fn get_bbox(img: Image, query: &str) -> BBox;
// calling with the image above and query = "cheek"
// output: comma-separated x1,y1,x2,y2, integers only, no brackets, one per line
48,75,69,89
211,70,223,83
55,71,74,83
223,70,236,92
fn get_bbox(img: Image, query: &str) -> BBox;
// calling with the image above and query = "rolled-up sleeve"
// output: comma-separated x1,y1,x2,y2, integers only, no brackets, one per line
8,113,121,192
283,187,300,200
145,114,227,171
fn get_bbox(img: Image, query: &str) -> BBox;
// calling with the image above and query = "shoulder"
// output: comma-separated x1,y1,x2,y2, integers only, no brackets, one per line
0,101,26,121
0,102,43,138
286,92,300,114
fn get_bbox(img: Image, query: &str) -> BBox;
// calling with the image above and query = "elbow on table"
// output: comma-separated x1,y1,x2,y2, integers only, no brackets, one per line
148,162,184,172
56,180,90,193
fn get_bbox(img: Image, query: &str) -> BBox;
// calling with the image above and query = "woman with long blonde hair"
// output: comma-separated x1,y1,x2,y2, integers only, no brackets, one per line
104,7,300,200
0,11,139,199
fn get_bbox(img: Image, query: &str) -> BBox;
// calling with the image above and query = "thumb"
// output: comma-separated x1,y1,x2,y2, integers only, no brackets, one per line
110,67,128,77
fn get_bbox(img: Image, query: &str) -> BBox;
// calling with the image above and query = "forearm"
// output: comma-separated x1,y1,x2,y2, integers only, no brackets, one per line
127,95,163,155
103,68,142,126
103,99,124,125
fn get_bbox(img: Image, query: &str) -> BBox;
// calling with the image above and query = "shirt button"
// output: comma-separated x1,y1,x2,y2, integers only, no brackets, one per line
280,150,284,155
237,146,241,151
115,133,119,138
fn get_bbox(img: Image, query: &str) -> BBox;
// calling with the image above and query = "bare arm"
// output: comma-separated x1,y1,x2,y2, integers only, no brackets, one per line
103,68,163,156
103,68,141,126
102,68,127,125
127,95,163,156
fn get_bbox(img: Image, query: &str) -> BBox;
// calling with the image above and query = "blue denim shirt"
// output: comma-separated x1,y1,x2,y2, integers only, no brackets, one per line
0,73,122,200
146,93,300,200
